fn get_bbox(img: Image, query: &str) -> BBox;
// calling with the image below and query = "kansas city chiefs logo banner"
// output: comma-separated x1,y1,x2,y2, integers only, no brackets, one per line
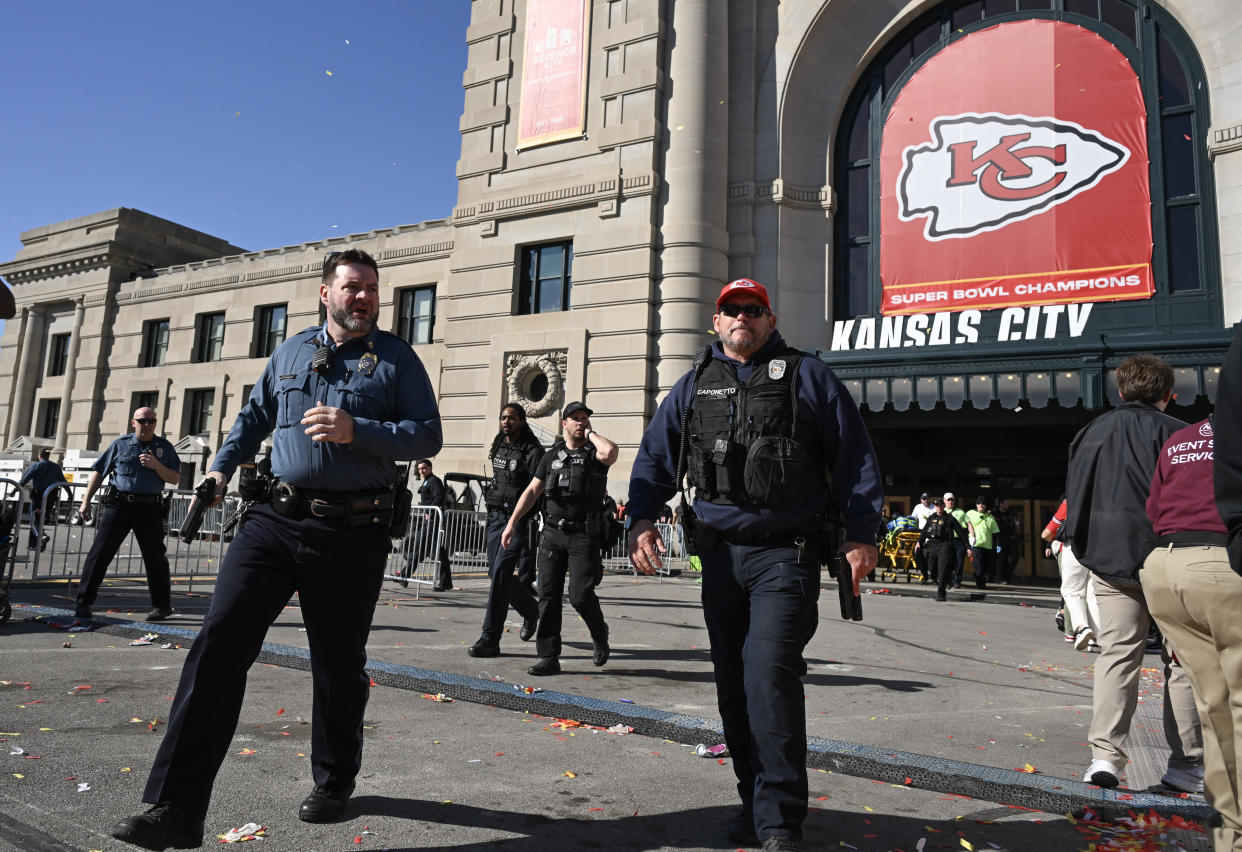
880,21,1153,315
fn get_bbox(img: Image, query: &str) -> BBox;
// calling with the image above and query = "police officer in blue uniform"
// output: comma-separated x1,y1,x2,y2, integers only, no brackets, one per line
412,457,454,591
20,447,67,550
468,403,544,657
502,401,617,676
74,407,181,621
627,279,883,852
112,249,442,851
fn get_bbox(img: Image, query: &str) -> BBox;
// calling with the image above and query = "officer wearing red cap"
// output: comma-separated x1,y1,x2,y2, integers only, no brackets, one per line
626,278,883,852
501,400,618,676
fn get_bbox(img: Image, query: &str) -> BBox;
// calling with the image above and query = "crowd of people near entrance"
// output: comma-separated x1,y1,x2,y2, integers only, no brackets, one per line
9,266,1242,852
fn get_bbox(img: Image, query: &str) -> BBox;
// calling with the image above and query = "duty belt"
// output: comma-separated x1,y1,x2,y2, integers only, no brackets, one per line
270,480,395,525
117,492,163,504
697,524,811,548
1154,531,1228,548
546,515,587,533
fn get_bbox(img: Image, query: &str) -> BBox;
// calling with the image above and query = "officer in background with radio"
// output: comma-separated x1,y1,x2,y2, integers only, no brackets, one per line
468,403,544,657
626,279,883,852
74,407,180,622
501,401,617,677
916,497,967,601
111,249,442,851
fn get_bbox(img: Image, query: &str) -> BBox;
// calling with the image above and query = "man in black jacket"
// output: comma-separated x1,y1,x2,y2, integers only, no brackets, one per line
1066,354,1203,791
409,458,453,592
916,498,967,601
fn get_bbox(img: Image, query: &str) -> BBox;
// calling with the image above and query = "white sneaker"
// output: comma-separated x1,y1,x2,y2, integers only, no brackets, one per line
1074,625,1095,651
1084,759,1121,788
1161,765,1205,793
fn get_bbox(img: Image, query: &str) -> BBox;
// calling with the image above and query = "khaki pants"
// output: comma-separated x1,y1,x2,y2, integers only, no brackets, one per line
1144,545,1242,851
1089,575,1203,772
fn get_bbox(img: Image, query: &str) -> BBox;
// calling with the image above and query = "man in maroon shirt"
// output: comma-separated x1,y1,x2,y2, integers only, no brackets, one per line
1143,416,1237,850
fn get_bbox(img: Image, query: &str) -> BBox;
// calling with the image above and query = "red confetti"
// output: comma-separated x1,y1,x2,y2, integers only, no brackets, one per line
276,708,285,716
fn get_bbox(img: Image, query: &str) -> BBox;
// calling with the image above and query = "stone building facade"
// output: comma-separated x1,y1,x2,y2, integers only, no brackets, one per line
2,0,1240,573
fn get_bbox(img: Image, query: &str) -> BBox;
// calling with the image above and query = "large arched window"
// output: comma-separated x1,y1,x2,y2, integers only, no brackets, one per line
833,0,1218,322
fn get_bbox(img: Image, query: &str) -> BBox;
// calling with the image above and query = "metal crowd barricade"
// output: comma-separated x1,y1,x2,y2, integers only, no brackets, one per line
385,506,444,596
0,477,27,587
443,507,488,572
600,520,685,575
29,482,234,586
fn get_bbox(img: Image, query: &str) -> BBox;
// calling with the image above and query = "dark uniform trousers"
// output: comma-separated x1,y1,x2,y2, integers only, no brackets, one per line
481,510,538,643
76,500,171,612
970,547,993,589
699,538,821,842
926,543,955,597
533,526,608,659
143,503,389,815
406,514,451,588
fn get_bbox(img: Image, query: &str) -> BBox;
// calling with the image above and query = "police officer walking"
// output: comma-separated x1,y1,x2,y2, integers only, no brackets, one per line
111,248,442,850
409,458,454,591
501,401,617,677
20,447,67,551
74,407,181,622
469,403,544,657
627,279,883,852
916,498,967,601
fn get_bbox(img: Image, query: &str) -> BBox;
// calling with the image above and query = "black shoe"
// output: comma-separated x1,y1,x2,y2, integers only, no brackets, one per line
74,607,92,620
528,657,561,676
432,584,451,592
397,575,409,588
935,594,947,602
762,835,805,852
1055,610,1066,633
299,784,354,823
40,534,50,552
112,804,204,850
146,607,174,622
468,640,500,658
520,615,537,642
593,630,610,667
726,809,758,846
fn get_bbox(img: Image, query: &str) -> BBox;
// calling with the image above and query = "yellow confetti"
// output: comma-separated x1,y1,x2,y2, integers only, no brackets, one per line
237,748,256,756
440,800,452,804
863,805,874,812
12,774,23,779
121,768,132,773
325,70,333,76
961,839,974,851
563,771,577,778
39,728,51,732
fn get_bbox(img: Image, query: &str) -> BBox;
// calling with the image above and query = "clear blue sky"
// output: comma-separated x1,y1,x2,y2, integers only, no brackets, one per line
1,1,471,258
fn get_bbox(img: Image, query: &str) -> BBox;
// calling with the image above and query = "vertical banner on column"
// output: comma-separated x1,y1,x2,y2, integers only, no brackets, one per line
880,20,1153,315
517,0,590,150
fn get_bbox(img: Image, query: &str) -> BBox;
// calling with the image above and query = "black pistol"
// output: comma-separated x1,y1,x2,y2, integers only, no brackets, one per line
179,478,218,544
834,554,862,621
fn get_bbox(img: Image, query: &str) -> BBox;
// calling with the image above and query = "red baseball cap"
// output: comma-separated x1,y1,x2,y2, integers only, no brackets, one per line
716,278,771,311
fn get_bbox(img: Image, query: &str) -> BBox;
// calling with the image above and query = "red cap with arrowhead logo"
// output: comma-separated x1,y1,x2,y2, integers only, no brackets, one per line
716,278,772,311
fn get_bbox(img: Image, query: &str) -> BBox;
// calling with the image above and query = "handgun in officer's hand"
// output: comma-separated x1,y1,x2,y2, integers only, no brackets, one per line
834,554,863,621
178,478,218,544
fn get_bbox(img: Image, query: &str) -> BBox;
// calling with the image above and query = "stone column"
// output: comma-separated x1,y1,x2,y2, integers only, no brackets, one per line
9,305,45,443
54,297,86,453
655,0,730,395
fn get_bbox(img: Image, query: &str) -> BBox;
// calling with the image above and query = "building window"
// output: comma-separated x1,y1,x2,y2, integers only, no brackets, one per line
132,391,159,414
187,389,214,436
397,286,436,345
140,319,170,368
832,0,1218,319
193,312,226,363
47,333,70,377
38,399,60,439
253,305,287,358
517,241,573,314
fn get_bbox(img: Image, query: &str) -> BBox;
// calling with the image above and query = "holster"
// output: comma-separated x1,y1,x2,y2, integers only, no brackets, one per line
388,483,413,538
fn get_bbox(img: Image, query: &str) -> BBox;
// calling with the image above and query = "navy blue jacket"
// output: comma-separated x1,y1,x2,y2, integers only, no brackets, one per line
20,459,67,498
212,326,442,491
628,333,883,543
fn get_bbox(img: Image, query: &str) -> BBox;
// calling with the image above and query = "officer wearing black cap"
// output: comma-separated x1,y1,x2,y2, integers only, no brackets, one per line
111,248,442,850
501,400,617,676
468,403,544,657
626,278,883,852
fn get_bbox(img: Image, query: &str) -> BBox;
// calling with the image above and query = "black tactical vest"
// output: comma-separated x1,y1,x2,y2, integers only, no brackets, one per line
486,440,537,509
687,346,824,508
544,442,608,519
922,513,955,544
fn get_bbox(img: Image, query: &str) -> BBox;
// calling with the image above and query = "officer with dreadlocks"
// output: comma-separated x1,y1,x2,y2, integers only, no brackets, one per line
468,403,544,657
501,401,617,676
626,279,883,852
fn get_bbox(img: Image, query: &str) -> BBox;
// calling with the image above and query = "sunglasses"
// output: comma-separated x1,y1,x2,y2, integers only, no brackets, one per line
134,418,157,425
718,303,770,318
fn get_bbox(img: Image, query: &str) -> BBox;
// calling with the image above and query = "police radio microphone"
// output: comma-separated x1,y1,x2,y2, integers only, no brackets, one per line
311,345,334,376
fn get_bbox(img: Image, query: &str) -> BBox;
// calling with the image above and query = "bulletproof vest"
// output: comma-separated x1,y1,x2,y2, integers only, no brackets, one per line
923,514,954,543
687,347,824,508
487,440,536,509
544,443,607,510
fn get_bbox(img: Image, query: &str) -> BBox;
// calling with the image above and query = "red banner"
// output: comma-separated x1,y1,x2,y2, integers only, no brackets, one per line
517,0,590,150
880,21,1152,315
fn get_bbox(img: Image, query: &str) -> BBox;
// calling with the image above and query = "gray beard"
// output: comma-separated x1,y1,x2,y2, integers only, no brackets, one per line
330,303,373,334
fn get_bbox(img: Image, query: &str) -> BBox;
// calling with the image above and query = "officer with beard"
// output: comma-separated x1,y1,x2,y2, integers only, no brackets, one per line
468,403,544,657
111,248,442,849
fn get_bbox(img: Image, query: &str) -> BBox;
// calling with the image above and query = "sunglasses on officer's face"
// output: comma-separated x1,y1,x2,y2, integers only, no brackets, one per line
134,418,156,425
718,303,771,318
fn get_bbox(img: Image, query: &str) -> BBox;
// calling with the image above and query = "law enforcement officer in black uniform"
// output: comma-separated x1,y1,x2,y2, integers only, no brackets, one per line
916,497,967,601
410,458,453,591
501,401,618,677
111,249,442,850
627,279,883,852
469,403,544,657
74,407,181,622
